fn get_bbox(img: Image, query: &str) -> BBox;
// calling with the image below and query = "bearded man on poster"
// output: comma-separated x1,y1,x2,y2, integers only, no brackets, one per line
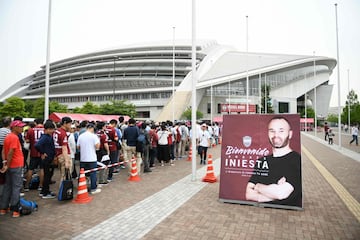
245,116,302,207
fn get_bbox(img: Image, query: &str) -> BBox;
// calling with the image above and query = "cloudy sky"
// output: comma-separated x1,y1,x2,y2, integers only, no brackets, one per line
1,0,359,107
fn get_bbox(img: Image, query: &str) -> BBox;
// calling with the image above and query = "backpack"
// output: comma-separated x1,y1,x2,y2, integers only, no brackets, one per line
175,128,181,143
20,197,38,215
29,174,40,190
137,133,146,144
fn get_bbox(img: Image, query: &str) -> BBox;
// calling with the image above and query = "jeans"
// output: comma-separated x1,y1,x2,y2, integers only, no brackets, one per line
0,167,22,212
107,150,118,180
80,161,97,190
350,135,358,145
149,147,157,166
42,159,52,195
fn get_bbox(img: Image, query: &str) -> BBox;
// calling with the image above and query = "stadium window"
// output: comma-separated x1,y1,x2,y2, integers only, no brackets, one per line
278,102,289,113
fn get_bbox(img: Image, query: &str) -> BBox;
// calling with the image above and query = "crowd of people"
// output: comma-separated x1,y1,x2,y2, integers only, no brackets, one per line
0,115,221,218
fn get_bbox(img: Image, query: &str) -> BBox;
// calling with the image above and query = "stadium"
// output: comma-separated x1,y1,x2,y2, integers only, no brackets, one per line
0,40,336,121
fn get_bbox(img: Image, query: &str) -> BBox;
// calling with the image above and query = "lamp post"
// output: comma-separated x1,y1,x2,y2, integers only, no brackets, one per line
228,79,231,114
172,26,175,123
314,51,317,136
191,0,197,181
44,0,52,120
113,57,116,101
264,73,267,114
304,72,307,132
210,81,213,126
335,3,342,149
347,69,350,129
246,15,249,114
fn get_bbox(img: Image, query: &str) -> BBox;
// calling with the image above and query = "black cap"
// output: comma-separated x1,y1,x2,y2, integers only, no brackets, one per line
86,123,95,129
61,117,72,125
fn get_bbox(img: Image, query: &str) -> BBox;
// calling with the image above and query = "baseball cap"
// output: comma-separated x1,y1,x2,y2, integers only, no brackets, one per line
10,120,26,128
201,123,207,127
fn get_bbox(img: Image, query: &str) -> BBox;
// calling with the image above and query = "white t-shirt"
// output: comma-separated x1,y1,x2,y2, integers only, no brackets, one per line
351,126,359,136
198,129,211,147
77,131,100,162
157,130,170,145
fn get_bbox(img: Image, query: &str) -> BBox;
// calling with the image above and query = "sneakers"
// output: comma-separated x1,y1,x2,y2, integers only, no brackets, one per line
12,211,20,218
106,178,112,183
23,187,30,192
42,192,56,199
90,188,101,194
37,186,42,191
0,209,9,215
144,168,152,173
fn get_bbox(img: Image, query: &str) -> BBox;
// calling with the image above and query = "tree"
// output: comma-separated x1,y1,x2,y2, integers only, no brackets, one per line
181,107,203,120
99,100,136,117
260,84,273,113
0,96,28,118
326,113,338,124
30,97,68,118
300,107,315,119
73,101,100,114
341,89,360,125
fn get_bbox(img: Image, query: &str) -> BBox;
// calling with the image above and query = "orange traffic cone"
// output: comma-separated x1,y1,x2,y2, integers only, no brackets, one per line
187,146,192,161
128,157,141,182
202,154,217,183
73,168,93,204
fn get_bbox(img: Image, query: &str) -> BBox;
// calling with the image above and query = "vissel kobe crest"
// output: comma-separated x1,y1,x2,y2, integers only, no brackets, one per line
242,136,252,147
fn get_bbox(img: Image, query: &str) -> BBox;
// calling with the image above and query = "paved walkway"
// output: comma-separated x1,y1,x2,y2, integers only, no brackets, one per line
0,133,359,240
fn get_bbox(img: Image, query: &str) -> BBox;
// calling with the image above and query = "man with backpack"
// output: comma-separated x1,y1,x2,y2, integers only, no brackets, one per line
123,119,142,175
138,123,151,173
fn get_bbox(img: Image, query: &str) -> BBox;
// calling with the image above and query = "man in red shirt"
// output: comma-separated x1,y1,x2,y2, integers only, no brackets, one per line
24,118,44,191
0,120,25,217
53,117,72,183
105,120,119,182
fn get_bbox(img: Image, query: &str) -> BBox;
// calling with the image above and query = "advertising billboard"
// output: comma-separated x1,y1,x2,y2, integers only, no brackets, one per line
219,114,303,210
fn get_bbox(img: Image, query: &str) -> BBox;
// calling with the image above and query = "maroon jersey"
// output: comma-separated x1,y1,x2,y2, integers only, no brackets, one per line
96,129,109,150
105,126,118,152
53,127,70,157
26,125,44,157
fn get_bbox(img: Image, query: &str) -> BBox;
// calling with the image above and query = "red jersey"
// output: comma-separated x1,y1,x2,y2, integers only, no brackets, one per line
3,132,24,168
96,130,109,150
25,124,44,157
105,126,118,152
53,127,70,157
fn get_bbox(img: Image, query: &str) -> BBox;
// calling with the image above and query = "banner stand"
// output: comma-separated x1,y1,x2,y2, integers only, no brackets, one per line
219,198,303,211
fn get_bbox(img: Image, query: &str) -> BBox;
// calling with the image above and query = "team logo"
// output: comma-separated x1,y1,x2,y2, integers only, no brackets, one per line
242,136,252,148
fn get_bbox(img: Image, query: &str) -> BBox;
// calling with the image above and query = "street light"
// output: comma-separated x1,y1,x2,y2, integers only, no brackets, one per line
113,56,121,101
347,69,350,130
335,3,342,149
172,26,175,123
313,51,317,136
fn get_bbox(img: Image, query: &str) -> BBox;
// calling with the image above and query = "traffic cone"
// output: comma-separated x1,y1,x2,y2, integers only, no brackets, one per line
73,168,93,204
187,146,192,161
128,157,141,182
202,154,217,183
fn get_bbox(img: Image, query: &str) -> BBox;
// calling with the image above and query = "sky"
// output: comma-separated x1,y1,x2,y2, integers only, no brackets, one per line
0,0,359,107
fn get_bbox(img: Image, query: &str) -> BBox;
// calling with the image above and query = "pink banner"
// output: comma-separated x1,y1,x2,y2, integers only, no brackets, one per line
219,114,302,210
220,104,256,113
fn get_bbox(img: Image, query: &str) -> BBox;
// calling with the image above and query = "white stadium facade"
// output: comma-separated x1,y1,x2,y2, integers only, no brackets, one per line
0,40,336,121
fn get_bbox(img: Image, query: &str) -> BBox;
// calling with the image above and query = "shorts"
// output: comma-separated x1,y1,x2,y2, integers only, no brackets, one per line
29,157,43,170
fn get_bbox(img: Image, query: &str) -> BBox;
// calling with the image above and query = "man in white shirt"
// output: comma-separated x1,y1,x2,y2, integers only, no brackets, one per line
77,124,101,194
197,123,211,165
349,125,359,146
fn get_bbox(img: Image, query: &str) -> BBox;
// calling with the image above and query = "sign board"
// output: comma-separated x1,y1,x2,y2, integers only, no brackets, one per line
219,114,303,210
220,104,256,113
